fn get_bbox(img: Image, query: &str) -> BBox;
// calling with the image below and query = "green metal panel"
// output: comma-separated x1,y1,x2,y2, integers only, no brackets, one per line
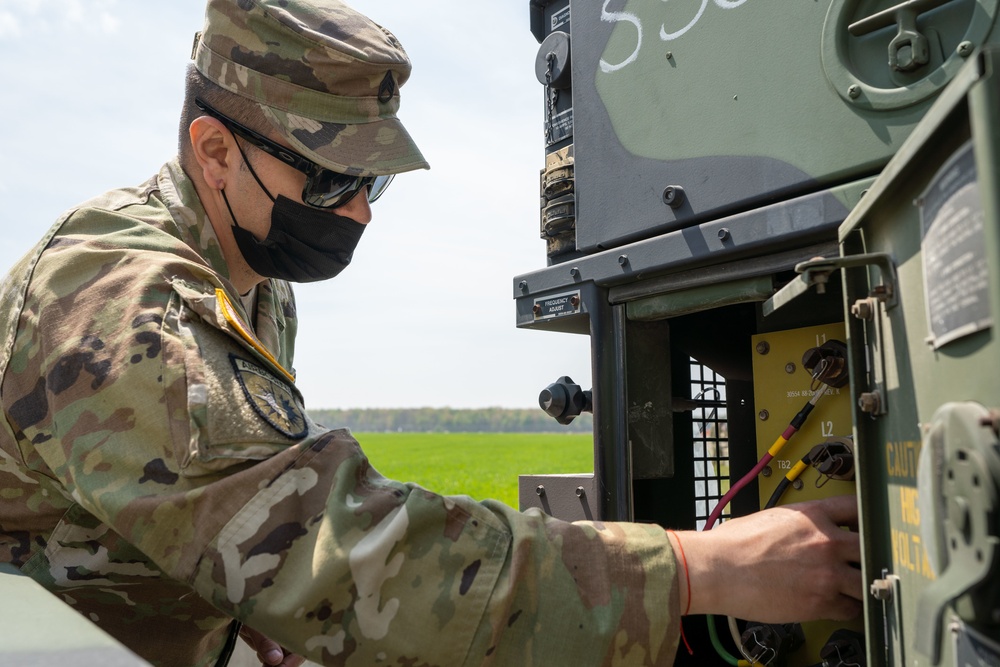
626,275,774,321
838,46,1000,667
561,0,1000,253
523,5,1000,665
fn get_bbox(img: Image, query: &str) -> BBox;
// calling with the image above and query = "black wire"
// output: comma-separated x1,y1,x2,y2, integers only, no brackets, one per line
764,454,811,509
789,401,816,430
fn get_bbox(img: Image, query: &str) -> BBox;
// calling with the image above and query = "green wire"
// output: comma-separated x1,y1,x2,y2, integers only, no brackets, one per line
706,614,741,666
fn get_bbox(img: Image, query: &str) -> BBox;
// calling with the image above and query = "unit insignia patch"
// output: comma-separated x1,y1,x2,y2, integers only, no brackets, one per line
230,354,307,438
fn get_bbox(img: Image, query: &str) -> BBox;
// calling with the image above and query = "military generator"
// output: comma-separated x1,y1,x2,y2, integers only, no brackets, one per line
514,2,1000,666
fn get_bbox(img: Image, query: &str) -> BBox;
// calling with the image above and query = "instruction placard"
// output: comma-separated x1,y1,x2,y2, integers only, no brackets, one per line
919,140,992,348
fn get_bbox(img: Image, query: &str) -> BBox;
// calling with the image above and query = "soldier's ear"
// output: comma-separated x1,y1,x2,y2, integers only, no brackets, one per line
189,116,234,191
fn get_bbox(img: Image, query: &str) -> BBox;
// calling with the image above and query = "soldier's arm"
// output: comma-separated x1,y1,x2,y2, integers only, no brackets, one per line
7,253,681,667
9,240,857,666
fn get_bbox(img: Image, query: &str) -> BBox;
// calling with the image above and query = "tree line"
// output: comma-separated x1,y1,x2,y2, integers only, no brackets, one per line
307,407,593,433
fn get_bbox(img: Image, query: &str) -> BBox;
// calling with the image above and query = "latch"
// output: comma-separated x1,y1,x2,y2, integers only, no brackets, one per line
763,253,897,417
763,253,898,316
848,0,958,73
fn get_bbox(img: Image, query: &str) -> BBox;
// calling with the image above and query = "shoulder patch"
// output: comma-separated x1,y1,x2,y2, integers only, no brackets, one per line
230,354,308,438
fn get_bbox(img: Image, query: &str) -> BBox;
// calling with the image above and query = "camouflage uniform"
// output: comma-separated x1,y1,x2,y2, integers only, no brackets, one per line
0,1,681,665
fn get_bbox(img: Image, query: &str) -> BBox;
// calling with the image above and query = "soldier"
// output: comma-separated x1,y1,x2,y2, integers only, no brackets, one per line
0,0,863,666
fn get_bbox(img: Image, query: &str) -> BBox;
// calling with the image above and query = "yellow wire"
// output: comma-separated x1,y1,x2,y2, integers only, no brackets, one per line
766,434,790,457
785,458,810,482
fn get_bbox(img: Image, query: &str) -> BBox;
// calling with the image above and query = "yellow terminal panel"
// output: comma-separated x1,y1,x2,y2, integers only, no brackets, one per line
750,323,861,667
752,323,854,505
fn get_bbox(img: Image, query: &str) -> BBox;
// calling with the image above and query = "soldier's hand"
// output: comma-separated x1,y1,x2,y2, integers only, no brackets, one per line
669,494,863,623
238,626,307,667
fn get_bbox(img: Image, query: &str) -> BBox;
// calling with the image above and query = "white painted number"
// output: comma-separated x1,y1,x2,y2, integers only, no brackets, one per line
601,0,752,73
600,0,642,73
660,0,752,43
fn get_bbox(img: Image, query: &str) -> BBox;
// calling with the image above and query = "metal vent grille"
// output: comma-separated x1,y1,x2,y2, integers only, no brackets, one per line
690,359,730,530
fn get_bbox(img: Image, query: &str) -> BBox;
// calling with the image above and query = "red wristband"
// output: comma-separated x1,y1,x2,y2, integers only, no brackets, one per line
667,530,692,616
667,530,694,655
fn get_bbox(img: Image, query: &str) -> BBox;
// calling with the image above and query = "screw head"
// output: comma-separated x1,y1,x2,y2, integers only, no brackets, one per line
851,299,874,320
532,304,542,315
756,341,770,355
761,465,773,477
848,84,861,99
858,391,881,414
570,267,580,278
785,362,797,374
662,185,686,209
718,228,730,241
759,409,770,421
792,479,804,491
957,40,974,57
535,485,546,497
618,254,629,266
871,578,893,601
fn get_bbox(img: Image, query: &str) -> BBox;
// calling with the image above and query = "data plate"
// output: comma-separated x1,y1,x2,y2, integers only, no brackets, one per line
533,290,581,321
919,140,992,349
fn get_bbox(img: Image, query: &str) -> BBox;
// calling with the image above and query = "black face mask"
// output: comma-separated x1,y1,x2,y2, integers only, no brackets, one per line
222,139,367,283
225,191,365,283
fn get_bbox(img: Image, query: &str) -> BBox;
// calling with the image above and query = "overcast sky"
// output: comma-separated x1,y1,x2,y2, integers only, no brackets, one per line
0,0,593,410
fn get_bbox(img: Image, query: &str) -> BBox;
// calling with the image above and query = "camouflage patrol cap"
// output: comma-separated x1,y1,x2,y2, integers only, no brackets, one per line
192,0,429,176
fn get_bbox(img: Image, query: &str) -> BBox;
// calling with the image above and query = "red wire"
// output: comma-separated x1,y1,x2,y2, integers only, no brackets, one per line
704,452,774,530
703,391,821,530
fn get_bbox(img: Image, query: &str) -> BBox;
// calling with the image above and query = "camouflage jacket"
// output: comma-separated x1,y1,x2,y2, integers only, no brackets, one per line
0,160,680,667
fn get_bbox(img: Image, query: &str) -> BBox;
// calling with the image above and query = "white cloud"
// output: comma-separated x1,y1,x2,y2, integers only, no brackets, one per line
63,0,85,25
16,0,43,16
97,11,120,33
0,12,21,38
1,0,120,36
67,0,122,34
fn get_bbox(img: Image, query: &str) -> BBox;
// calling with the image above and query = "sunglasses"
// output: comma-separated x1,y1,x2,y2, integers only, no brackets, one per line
194,97,392,209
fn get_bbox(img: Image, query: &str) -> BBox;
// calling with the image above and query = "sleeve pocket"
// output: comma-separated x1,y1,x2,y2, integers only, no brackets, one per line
162,280,312,478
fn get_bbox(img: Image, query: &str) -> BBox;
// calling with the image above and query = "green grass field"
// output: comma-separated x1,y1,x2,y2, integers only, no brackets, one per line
353,432,593,509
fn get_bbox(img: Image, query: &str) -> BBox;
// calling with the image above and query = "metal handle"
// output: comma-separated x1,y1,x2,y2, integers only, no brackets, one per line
848,0,960,72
